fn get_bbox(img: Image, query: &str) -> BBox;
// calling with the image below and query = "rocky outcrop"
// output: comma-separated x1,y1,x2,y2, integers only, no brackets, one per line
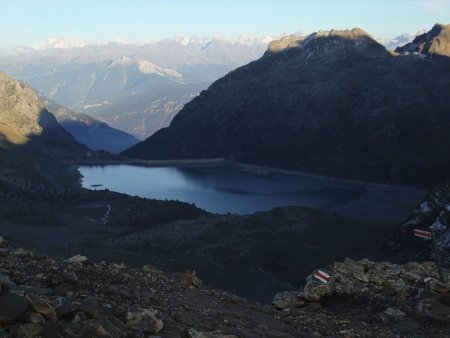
1,236,450,337
123,24,450,187
399,181,450,265
273,258,450,336
0,236,302,337
0,71,77,146
395,23,450,57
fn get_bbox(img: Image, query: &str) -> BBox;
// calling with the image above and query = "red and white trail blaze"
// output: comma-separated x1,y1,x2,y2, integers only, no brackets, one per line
314,270,330,283
413,229,432,240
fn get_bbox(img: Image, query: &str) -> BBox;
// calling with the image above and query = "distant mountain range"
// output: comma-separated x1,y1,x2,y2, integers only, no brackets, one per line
0,36,270,139
376,29,427,51
123,24,450,188
0,32,425,140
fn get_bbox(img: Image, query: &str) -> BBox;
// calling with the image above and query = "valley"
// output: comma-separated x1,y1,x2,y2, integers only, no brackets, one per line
0,36,268,140
0,11,449,336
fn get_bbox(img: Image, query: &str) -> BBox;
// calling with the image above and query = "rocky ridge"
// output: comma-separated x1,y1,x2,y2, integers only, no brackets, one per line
0,71,74,145
273,257,450,337
395,24,450,57
265,28,387,58
1,237,449,337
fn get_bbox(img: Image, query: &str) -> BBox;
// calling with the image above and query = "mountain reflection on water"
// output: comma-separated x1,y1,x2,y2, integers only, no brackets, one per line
79,164,425,223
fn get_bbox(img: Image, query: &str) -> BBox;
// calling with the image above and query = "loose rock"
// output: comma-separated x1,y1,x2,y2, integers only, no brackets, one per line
0,293,29,324
125,306,163,333
78,316,127,338
26,294,57,322
273,292,304,310
9,323,43,337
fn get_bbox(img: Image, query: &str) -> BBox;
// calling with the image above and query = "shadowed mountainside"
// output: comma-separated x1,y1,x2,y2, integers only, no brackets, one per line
40,97,139,154
123,25,450,188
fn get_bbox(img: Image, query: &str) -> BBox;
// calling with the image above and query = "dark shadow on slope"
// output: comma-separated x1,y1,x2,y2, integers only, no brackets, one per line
122,31,450,189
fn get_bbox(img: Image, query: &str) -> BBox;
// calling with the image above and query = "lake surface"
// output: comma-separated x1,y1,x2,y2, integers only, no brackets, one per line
79,164,425,223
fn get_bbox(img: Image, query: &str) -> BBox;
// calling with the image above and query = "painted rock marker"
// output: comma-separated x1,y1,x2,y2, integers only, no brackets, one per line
413,229,432,240
314,270,330,283
412,228,446,283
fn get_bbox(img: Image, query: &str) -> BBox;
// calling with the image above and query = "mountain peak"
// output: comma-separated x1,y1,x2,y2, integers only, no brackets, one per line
137,60,182,79
265,27,387,58
316,27,372,39
395,23,450,57
107,56,134,68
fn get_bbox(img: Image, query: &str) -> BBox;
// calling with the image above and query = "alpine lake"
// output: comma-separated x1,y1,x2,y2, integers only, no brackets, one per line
79,164,424,223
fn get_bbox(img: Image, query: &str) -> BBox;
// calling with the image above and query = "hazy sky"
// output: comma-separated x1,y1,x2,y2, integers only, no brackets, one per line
1,0,449,47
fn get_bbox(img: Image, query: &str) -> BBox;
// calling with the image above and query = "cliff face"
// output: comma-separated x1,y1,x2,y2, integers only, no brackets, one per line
0,237,448,337
123,25,450,187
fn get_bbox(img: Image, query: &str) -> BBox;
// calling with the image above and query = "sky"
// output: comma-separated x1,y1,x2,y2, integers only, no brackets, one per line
0,0,449,47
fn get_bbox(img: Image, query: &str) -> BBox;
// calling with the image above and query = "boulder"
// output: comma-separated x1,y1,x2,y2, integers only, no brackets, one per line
79,297,100,318
54,297,78,318
188,329,238,338
11,248,36,259
66,255,88,264
334,258,369,283
25,312,45,324
0,274,16,290
429,279,449,294
172,271,202,288
109,263,127,271
26,294,57,322
9,323,43,338
383,307,406,321
61,271,78,284
273,292,304,310
0,236,9,250
78,316,127,338
415,298,450,320
0,292,29,324
40,322,75,338
125,306,163,333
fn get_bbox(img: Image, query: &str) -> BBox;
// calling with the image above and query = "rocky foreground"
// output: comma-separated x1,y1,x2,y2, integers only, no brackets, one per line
0,237,449,337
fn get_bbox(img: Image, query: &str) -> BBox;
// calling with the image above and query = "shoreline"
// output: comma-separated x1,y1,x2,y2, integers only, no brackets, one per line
76,157,226,167
230,161,427,192
76,156,427,193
